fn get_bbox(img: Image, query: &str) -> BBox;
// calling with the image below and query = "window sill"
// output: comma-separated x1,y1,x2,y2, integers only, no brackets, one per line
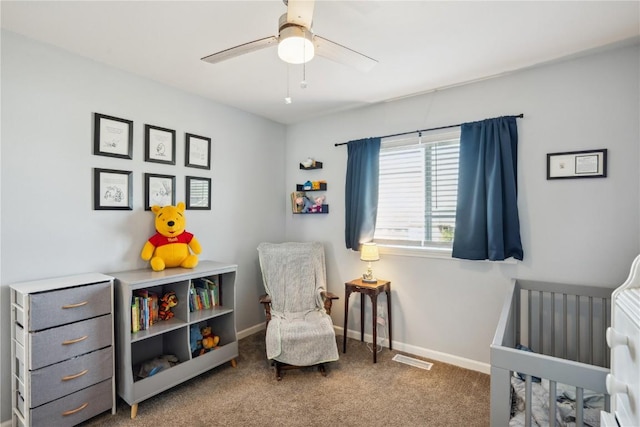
377,244,518,264
378,244,453,259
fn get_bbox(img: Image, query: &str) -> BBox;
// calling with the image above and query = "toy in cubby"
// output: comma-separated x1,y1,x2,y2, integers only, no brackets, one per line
190,323,220,356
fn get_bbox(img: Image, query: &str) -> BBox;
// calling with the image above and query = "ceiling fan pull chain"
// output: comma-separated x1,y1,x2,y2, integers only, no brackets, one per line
285,64,292,104
301,29,308,89
301,61,308,89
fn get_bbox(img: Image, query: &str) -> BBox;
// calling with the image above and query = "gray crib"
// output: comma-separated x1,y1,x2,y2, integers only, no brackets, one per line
490,279,612,426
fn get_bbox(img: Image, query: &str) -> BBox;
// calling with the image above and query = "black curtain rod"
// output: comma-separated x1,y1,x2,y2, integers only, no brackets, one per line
334,114,524,147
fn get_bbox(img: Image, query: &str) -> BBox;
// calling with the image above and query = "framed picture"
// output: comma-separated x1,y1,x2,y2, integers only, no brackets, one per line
144,125,176,165
93,113,133,159
144,173,176,210
185,133,211,169
186,176,211,210
547,149,607,179
93,168,132,210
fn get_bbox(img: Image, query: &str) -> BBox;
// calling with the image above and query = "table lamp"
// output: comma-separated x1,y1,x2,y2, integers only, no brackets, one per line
360,242,380,283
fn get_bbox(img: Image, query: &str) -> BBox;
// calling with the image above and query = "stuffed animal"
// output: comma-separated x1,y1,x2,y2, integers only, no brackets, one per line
200,326,220,351
158,291,178,320
190,324,203,355
295,196,314,213
141,202,202,271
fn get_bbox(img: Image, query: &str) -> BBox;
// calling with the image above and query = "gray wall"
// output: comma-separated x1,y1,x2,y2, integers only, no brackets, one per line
285,43,640,370
0,31,286,422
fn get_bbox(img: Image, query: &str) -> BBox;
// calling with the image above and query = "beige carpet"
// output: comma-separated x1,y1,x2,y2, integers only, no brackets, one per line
81,331,490,426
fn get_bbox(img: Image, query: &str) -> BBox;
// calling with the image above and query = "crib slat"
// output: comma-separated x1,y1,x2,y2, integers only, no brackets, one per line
563,293,568,359
576,295,581,362
576,387,584,427
549,380,557,427
525,375,532,427
528,289,532,349
587,297,595,365
538,291,543,352
551,292,556,357
604,297,610,368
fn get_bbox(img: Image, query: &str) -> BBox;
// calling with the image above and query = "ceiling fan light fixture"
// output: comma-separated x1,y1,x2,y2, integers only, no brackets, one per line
278,25,314,64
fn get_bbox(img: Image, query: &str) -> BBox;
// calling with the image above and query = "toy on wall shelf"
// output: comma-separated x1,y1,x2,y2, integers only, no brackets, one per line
299,158,323,169
141,202,202,271
295,195,315,213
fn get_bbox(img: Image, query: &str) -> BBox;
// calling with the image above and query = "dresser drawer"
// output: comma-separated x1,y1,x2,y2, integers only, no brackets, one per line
30,378,113,427
29,314,112,370
28,281,111,331
29,347,113,408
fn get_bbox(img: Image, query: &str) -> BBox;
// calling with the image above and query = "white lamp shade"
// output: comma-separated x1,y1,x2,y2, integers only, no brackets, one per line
360,242,380,262
278,26,314,64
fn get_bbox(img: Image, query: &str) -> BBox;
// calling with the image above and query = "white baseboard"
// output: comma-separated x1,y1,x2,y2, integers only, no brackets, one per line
237,323,265,340
1,420,10,427
334,326,491,374
239,323,490,374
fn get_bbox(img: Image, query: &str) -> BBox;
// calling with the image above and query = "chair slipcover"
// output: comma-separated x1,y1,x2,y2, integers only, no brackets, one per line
258,242,339,366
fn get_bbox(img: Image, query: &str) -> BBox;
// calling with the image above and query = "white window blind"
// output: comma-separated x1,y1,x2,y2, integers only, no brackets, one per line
374,131,460,248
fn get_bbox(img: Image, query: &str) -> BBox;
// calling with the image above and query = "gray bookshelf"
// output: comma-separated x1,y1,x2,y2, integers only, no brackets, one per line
111,261,238,418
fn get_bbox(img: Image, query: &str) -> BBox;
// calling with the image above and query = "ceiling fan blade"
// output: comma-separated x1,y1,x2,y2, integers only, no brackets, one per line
314,36,378,73
287,0,315,28
201,36,278,64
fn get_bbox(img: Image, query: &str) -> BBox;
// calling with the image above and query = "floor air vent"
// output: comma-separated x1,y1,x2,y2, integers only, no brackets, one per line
392,354,433,370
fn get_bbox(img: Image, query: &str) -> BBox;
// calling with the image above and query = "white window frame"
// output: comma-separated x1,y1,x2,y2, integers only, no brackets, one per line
374,129,461,259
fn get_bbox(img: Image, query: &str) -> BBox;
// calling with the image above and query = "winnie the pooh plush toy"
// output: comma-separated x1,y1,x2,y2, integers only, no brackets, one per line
141,202,202,271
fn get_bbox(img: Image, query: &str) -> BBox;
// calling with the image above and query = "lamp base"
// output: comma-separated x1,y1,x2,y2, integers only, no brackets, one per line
362,271,377,283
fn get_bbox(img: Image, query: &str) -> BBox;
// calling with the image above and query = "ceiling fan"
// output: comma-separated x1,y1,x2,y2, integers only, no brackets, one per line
201,0,377,73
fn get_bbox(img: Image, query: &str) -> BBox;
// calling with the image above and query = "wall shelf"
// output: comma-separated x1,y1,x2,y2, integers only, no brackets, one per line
296,183,327,191
299,161,323,170
293,204,329,214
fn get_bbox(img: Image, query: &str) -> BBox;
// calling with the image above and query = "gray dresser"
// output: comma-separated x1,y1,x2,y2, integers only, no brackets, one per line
10,273,116,427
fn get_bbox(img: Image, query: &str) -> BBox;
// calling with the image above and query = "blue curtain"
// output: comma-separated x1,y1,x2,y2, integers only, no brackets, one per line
345,138,381,250
452,116,523,261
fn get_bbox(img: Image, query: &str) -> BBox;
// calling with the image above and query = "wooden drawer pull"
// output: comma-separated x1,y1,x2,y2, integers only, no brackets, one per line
62,301,88,309
62,335,88,345
61,369,89,381
62,402,88,416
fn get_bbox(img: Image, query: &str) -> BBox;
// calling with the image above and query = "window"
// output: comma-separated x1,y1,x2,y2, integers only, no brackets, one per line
374,130,460,251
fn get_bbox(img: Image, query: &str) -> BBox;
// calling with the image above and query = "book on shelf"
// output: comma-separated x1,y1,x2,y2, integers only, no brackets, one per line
189,276,220,312
131,289,159,332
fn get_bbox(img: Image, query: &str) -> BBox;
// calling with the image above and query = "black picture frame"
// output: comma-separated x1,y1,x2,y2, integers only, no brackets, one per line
144,124,176,165
185,133,211,170
547,149,608,180
93,113,133,159
93,168,133,210
144,173,176,210
186,176,211,210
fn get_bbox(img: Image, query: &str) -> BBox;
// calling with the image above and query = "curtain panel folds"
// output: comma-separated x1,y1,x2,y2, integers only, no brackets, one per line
344,138,381,251
452,116,523,261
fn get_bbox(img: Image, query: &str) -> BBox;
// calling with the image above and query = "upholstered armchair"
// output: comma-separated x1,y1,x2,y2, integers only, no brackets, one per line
257,242,339,380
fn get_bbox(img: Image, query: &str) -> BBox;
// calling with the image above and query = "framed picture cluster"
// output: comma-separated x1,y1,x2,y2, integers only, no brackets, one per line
92,112,212,210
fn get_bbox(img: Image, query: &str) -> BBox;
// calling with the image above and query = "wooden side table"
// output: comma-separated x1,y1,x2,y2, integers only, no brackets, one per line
343,278,392,363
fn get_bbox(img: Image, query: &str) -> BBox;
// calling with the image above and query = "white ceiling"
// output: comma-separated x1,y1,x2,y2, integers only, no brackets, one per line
2,1,639,125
